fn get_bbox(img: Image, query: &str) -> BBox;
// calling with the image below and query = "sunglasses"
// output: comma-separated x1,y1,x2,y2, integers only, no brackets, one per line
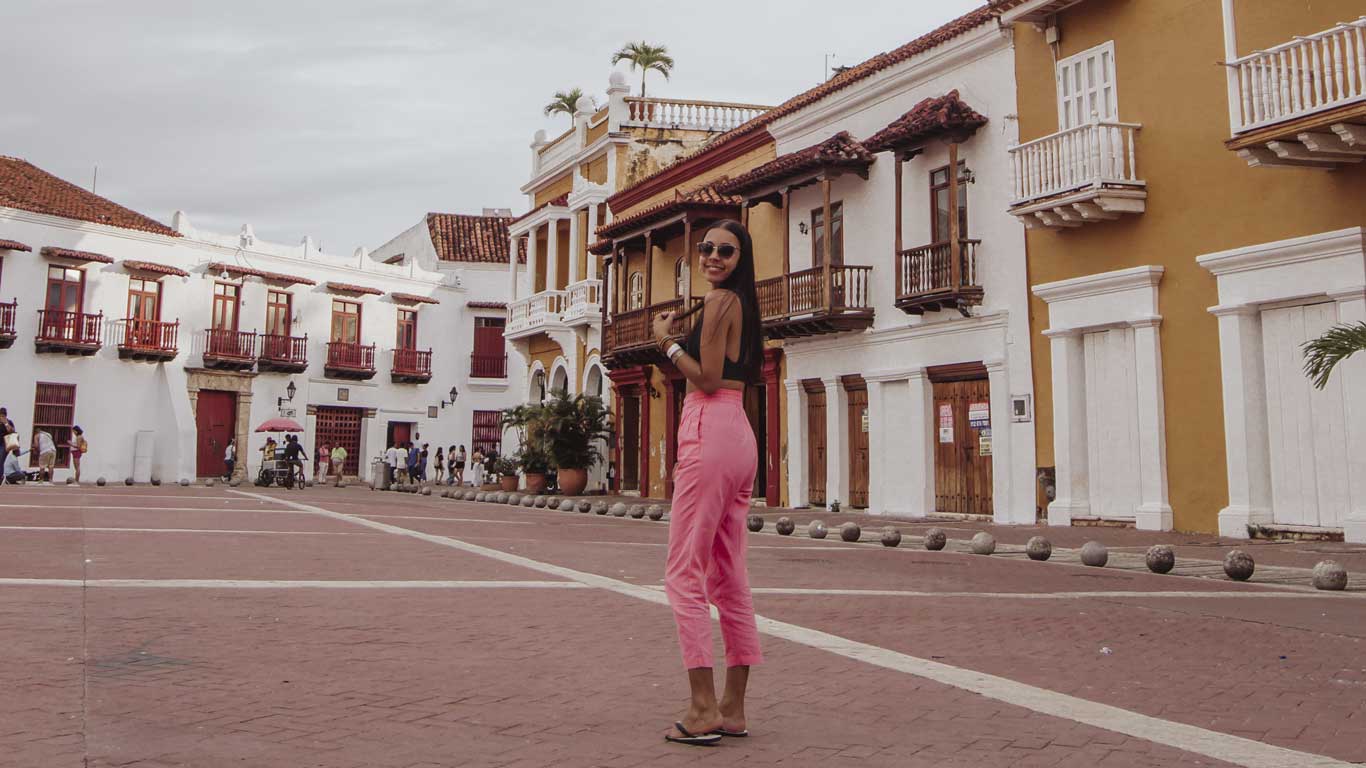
695,241,737,259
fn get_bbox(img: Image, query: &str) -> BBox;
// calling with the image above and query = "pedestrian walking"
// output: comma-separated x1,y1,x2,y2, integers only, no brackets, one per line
223,438,237,481
32,428,57,484
395,442,410,485
433,446,445,485
329,444,347,486
316,442,331,484
651,220,763,746
0,407,18,454
384,442,399,488
453,444,466,487
69,426,88,485
417,442,430,483
470,447,484,488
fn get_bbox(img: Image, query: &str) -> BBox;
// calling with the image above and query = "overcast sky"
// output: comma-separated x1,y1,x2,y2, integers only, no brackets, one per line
3,0,984,253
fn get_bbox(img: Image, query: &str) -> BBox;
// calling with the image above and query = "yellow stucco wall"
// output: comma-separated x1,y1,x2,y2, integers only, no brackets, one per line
1013,0,1366,534
582,154,608,185
528,334,564,375
534,172,574,207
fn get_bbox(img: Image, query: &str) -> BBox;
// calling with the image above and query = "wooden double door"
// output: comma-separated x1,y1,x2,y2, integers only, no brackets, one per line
801,377,869,509
932,374,993,515
195,390,236,477
804,381,826,506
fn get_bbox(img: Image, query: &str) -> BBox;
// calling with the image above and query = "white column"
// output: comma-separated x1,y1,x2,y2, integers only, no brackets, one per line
1131,318,1172,530
985,360,1022,524
546,218,561,290
568,211,582,285
507,236,520,302
905,369,933,518
586,204,600,280
1221,0,1242,134
1046,329,1090,525
1331,288,1366,544
1211,304,1272,538
784,380,808,508
865,379,886,515
526,227,540,295
823,377,849,509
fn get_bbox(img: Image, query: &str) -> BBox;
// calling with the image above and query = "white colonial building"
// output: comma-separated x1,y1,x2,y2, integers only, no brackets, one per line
0,155,520,485
718,10,1038,523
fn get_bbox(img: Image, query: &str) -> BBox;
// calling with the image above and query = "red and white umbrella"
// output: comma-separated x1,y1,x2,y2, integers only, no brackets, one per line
255,417,304,433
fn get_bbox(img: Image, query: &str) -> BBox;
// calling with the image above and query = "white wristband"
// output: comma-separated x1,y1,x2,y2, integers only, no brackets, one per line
666,342,685,363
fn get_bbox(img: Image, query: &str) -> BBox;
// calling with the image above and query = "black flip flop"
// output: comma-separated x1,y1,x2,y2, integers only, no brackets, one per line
712,727,749,738
664,721,722,747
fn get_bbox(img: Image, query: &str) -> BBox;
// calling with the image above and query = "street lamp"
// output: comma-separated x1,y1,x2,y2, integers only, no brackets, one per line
440,385,459,409
277,379,296,409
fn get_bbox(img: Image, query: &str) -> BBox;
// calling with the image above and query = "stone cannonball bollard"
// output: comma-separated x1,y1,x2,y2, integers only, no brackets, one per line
593,502,609,515
546,496,562,509
559,499,576,512
577,500,593,513
1312,560,1348,591
466,491,478,501
150,477,161,487
179,479,189,487
1223,549,1255,581
775,517,795,536
881,527,902,547
923,528,947,551
97,477,107,487
205,478,216,488
124,477,134,486
475,492,487,502
494,492,507,504
1025,536,1052,561
507,493,521,505
337,479,348,489
1145,544,1176,574
533,496,548,508
1080,541,1109,567
628,505,646,519
420,486,432,496
808,520,828,539
970,532,996,555
647,504,665,521
65,477,74,485
440,489,450,498
609,502,628,517
230,479,241,487
747,515,764,533
520,495,534,507
840,522,861,542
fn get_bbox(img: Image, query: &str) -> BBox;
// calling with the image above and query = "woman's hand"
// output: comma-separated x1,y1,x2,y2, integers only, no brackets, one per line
652,311,676,346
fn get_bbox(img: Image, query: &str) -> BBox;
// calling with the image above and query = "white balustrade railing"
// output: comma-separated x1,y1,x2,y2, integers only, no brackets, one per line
623,97,769,132
535,128,577,172
563,279,602,323
1227,18,1366,134
507,290,569,334
507,296,534,334
1009,119,1143,206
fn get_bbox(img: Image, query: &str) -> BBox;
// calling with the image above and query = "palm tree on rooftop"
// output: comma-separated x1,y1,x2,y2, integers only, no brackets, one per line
1303,321,1366,389
543,88,593,118
611,41,674,98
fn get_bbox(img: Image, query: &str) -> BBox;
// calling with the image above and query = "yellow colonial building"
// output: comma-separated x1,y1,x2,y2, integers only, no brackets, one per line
999,0,1366,542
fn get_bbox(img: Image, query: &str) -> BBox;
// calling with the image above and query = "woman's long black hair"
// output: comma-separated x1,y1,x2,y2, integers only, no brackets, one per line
707,219,764,384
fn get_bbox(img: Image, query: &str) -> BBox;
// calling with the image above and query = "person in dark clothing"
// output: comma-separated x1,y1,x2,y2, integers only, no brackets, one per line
418,443,430,482
405,441,420,483
282,434,308,488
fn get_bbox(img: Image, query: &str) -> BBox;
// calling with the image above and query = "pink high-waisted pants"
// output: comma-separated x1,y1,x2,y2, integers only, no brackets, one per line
665,388,763,670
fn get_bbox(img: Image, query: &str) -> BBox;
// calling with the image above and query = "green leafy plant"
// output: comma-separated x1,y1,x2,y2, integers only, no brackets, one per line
493,456,519,477
610,41,674,98
543,87,594,118
541,391,613,470
502,402,552,474
1302,321,1366,389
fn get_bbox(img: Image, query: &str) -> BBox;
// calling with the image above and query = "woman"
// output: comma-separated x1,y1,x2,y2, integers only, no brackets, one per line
223,437,236,482
316,442,332,484
471,447,484,488
651,220,763,747
454,444,467,487
70,426,88,485
433,446,445,485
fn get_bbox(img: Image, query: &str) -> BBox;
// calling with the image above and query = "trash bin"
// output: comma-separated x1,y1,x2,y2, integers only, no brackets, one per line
372,457,390,490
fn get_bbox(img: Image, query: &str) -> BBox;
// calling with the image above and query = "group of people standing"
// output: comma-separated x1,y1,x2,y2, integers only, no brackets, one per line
381,441,485,488
2,406,89,486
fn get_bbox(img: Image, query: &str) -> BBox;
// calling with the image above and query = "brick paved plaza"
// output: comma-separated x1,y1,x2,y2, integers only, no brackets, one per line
2,484,1364,768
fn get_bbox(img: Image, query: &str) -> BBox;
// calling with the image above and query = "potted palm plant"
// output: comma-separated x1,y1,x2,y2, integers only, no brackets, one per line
502,403,551,492
542,391,613,497
494,456,520,492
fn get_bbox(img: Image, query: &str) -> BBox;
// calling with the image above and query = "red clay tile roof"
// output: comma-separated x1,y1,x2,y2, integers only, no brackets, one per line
596,186,743,240
863,90,988,154
716,132,874,197
325,281,383,296
391,292,440,305
466,301,507,310
0,238,32,252
426,213,524,264
206,261,316,285
605,4,996,208
0,156,179,237
510,193,570,226
588,238,614,256
40,246,114,264
123,260,189,277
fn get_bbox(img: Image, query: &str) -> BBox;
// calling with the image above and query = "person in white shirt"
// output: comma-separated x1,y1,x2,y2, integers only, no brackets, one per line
33,429,57,484
383,443,399,488
223,438,237,481
394,443,410,485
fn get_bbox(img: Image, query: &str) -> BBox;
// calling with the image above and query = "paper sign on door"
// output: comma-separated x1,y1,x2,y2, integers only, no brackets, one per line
938,403,954,444
968,401,990,429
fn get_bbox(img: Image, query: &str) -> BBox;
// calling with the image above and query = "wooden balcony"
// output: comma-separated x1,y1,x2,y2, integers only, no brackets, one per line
604,297,700,368
896,240,984,316
470,353,508,379
35,310,102,355
757,265,874,339
0,300,15,349
391,348,433,384
258,334,309,373
117,318,179,362
506,289,568,339
202,328,256,370
325,341,377,380
1008,119,1145,228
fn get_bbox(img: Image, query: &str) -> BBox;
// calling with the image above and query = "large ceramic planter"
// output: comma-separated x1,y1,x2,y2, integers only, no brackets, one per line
558,467,588,497
524,472,547,494
499,475,519,492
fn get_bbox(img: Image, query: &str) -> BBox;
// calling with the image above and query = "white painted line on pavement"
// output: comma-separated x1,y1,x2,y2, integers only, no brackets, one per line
0,526,364,536
359,514,536,525
749,587,1352,599
0,504,306,513
0,578,586,590
229,489,1354,768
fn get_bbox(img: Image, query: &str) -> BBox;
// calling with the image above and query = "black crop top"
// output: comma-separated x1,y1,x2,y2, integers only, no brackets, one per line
684,308,750,382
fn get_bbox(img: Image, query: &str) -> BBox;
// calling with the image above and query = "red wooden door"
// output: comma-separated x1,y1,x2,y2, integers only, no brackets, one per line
316,407,362,475
845,377,869,508
388,421,412,449
620,394,640,491
196,390,236,477
805,381,826,506
932,377,993,515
